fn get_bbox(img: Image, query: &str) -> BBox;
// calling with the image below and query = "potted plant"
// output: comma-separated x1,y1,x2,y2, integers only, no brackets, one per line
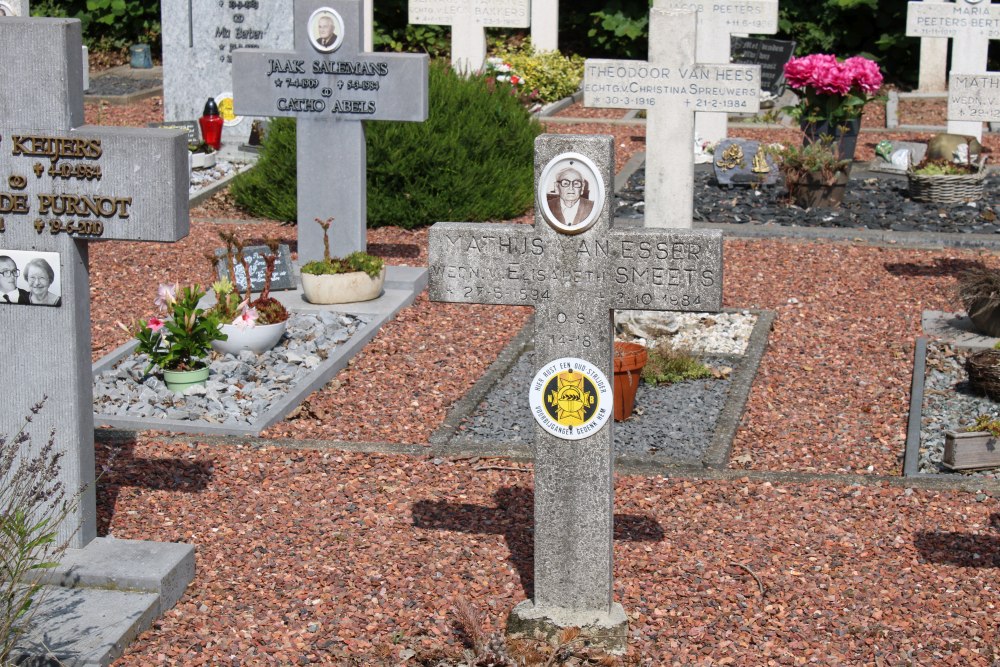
613,341,648,421
188,141,217,170
300,217,386,305
958,267,1000,337
907,137,988,204
126,283,226,392
209,234,290,355
943,413,1000,471
767,137,852,209
783,53,883,161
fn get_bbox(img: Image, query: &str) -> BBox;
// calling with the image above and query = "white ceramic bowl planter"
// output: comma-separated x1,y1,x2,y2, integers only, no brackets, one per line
211,320,288,355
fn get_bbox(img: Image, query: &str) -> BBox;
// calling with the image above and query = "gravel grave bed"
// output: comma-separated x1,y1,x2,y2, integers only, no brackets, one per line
919,341,1000,479
94,312,368,427
617,166,1000,234
85,75,161,97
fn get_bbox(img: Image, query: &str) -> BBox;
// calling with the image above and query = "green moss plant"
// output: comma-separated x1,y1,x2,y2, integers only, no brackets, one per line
640,341,714,386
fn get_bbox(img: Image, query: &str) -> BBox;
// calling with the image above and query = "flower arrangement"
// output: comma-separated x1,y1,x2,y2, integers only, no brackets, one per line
128,283,226,373
211,233,290,328
783,54,883,129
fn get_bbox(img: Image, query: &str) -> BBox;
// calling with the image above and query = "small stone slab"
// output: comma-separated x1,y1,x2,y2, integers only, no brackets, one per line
214,243,297,292
730,36,796,97
712,138,778,185
868,141,926,174
922,309,999,349
11,587,160,667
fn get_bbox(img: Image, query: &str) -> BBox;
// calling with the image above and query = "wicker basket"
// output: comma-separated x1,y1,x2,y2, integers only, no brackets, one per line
965,348,1000,401
907,156,988,204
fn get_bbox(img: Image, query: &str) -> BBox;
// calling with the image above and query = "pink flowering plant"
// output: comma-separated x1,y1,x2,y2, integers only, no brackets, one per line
783,54,884,129
127,283,226,373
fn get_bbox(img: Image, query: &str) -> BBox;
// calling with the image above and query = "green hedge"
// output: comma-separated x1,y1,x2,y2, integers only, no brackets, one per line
231,63,543,228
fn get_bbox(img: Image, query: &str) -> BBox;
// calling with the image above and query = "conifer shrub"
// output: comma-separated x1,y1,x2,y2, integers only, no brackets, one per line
230,63,543,229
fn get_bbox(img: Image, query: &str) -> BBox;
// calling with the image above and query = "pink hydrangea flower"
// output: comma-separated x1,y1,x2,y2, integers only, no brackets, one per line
843,56,883,94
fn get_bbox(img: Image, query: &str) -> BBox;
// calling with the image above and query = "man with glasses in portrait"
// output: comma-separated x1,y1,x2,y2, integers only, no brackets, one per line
547,166,594,227
0,255,29,304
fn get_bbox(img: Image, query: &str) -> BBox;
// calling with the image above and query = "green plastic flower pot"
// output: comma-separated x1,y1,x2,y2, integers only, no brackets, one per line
163,366,210,393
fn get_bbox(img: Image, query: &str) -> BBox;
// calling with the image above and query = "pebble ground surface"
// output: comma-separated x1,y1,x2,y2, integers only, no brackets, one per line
72,92,1000,665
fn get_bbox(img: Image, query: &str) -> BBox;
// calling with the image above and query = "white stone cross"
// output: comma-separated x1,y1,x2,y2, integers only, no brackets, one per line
583,8,761,229
429,133,722,650
907,0,1000,139
917,0,949,92
408,0,530,73
232,0,428,262
0,18,190,547
531,0,558,53
654,0,778,145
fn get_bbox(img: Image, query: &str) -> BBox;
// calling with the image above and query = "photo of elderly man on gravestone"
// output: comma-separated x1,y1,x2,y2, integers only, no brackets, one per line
0,255,29,304
541,157,600,232
309,8,342,52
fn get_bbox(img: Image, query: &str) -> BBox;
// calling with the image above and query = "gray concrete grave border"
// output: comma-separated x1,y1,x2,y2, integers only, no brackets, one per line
92,265,426,436
904,312,1000,478
428,308,774,471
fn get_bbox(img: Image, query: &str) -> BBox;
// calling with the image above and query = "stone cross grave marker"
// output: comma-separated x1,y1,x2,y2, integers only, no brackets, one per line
654,0,778,146
233,0,428,263
162,0,294,144
918,0,948,92
583,8,761,229
531,0,558,53
948,71,1000,127
409,0,530,73
907,0,1000,139
428,133,723,649
0,18,189,547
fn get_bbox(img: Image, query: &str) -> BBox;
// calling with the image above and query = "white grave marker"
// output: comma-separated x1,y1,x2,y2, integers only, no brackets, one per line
531,0,558,52
907,0,1000,139
654,0,778,145
918,0,949,92
233,0,428,262
583,8,761,229
408,0,530,73
948,71,1000,122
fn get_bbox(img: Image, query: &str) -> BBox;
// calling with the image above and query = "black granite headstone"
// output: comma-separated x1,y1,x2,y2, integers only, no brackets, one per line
731,37,796,97
215,244,296,292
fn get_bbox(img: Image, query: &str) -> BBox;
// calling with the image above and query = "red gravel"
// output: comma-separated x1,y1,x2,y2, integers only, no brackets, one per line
71,96,1000,666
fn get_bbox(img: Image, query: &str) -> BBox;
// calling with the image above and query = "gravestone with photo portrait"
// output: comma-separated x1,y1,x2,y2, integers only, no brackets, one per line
584,8,761,228
232,0,428,262
0,19,194,663
653,0,778,145
161,0,294,143
409,0,530,73
429,133,722,651
907,0,1000,140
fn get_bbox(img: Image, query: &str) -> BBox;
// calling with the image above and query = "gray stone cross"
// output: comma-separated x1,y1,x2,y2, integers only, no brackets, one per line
428,133,722,649
907,0,1000,139
583,8,761,229
0,18,189,547
232,0,428,263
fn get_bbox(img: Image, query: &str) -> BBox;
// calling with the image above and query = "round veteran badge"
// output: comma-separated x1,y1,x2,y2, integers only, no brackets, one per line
528,357,612,440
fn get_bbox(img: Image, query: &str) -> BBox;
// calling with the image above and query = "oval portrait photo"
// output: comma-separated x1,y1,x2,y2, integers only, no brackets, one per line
538,152,604,235
308,7,344,53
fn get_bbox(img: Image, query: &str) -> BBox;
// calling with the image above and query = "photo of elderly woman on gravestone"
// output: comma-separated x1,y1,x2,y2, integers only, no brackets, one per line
24,256,61,306
540,155,603,234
